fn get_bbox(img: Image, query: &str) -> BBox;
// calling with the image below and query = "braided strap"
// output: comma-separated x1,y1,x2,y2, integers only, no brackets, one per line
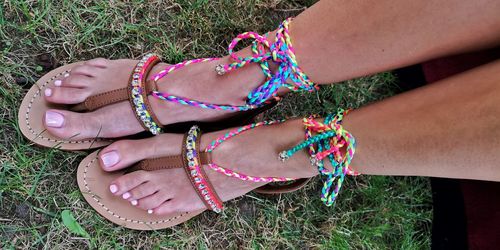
148,17,316,112
279,109,358,206
204,120,297,183
219,17,318,105
184,126,223,213
129,54,162,135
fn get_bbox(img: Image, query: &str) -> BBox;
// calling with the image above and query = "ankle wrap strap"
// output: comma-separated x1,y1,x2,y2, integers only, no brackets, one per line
279,109,358,206
218,17,318,105
149,18,317,112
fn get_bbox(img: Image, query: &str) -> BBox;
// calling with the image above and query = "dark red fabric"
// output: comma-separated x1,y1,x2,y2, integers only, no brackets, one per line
421,48,500,250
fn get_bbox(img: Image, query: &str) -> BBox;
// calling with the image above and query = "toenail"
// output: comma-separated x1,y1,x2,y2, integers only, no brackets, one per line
101,151,120,168
148,209,153,214
45,111,64,128
44,88,52,97
131,200,138,206
109,184,118,193
64,73,70,77
54,80,62,86
122,192,131,199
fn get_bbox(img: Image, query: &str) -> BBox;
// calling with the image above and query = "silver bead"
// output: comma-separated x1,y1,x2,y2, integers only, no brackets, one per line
278,151,289,162
215,64,226,75
190,170,198,176
310,156,320,166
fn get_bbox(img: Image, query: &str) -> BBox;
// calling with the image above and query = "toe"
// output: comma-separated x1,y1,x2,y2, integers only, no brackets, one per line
44,86,89,104
126,181,158,200
97,133,183,171
109,170,150,196
70,64,100,77
44,109,100,139
97,138,155,171
44,102,145,141
58,74,94,88
152,200,181,215
84,58,108,68
136,191,171,211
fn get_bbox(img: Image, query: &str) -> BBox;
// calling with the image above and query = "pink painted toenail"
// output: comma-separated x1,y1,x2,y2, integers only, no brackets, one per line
109,184,118,193
64,73,70,77
122,192,131,199
131,200,138,206
147,209,153,214
45,111,64,128
44,88,52,97
54,80,62,86
101,151,120,168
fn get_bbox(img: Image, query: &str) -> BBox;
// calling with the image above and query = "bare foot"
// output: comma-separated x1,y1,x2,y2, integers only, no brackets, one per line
97,120,317,215
43,52,272,140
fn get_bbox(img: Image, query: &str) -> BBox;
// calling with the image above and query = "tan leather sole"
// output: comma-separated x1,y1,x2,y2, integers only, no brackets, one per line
77,151,205,230
18,63,112,150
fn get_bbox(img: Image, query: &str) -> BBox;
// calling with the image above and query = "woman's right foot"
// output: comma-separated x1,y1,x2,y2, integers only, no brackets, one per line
43,53,271,140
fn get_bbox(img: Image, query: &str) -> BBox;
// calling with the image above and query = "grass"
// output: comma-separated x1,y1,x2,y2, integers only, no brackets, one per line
1,0,431,249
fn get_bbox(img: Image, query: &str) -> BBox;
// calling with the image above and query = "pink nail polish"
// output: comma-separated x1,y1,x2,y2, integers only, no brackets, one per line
44,88,52,97
54,80,62,86
101,151,120,168
131,200,138,206
45,111,64,128
147,209,153,214
122,192,131,199
109,184,118,193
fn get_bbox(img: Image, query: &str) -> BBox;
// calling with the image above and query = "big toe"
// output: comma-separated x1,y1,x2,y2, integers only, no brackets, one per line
44,102,146,141
44,109,101,141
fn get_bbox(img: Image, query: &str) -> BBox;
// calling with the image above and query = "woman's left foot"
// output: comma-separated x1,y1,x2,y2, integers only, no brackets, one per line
97,123,316,215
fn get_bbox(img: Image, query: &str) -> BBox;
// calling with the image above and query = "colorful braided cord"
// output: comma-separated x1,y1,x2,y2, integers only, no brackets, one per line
222,17,318,105
148,17,317,111
204,120,297,182
279,109,357,206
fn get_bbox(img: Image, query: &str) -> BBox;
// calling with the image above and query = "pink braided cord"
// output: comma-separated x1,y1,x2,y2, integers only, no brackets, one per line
204,120,297,182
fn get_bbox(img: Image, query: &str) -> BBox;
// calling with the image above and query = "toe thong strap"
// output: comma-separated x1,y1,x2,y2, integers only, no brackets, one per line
71,88,129,112
71,54,164,135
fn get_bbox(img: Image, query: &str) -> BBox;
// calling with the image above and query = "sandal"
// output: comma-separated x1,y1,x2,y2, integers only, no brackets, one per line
18,54,276,150
77,124,310,230
19,18,317,151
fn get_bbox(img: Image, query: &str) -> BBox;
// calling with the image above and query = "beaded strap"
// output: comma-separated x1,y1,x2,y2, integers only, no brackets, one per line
129,54,162,135
184,126,223,213
279,109,357,206
148,18,317,112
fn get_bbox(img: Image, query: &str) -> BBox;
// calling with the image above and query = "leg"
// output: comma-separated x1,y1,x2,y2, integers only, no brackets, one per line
42,0,500,141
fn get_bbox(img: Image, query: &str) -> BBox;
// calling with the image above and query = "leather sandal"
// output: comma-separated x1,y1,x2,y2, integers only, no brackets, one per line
77,125,308,230
18,54,276,151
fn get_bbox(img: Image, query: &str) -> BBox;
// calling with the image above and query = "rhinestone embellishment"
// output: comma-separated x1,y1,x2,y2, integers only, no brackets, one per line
184,126,224,213
130,53,162,135
278,151,290,162
215,64,226,75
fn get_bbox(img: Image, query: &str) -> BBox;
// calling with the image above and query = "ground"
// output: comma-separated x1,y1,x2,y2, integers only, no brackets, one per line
0,1,431,249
